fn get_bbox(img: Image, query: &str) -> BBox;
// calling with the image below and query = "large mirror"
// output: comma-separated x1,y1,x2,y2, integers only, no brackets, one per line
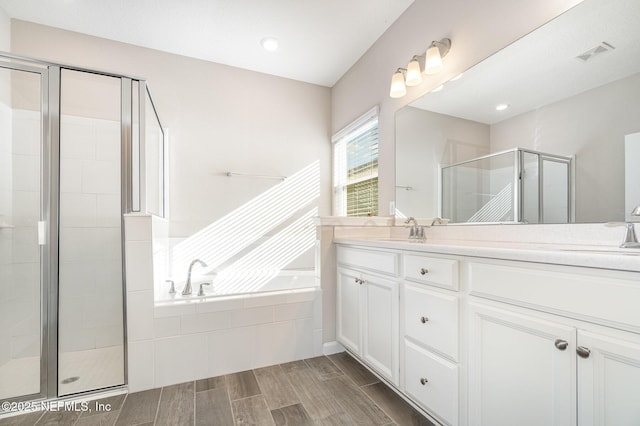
395,0,640,224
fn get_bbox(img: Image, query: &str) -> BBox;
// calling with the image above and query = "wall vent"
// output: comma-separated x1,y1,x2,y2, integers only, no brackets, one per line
576,42,616,62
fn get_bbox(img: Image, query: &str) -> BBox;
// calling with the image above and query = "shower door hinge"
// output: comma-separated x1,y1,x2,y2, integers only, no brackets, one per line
38,221,46,245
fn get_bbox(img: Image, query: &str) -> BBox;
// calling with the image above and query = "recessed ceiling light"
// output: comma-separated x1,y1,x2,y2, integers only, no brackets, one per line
261,37,278,52
496,103,509,111
432,85,444,92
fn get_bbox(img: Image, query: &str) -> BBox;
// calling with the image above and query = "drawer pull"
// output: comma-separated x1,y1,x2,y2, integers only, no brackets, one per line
420,316,429,324
554,339,568,351
420,377,428,385
420,268,429,275
354,278,364,285
577,346,591,359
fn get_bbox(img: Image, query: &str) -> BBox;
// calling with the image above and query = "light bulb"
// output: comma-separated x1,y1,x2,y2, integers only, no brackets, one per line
424,44,443,75
405,59,422,87
390,71,407,98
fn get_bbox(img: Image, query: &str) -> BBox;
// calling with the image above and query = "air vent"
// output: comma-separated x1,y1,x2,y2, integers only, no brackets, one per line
576,42,616,62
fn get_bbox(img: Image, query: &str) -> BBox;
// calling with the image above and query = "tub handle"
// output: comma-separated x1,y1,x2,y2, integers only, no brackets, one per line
198,282,211,297
166,280,176,295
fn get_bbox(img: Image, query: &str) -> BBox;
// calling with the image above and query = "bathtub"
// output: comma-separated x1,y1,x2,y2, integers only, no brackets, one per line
155,268,318,303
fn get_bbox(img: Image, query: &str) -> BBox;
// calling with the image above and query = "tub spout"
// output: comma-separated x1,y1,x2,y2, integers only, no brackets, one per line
183,259,208,296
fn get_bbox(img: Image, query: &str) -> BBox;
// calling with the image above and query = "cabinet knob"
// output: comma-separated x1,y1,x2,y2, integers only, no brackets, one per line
420,268,429,275
420,377,428,385
576,346,591,359
554,339,568,351
354,277,359,284
420,316,429,324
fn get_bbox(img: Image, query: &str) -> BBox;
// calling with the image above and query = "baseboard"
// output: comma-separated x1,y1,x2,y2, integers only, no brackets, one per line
322,341,345,355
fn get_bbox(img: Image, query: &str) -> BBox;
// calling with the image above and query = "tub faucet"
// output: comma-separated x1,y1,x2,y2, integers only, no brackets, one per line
620,206,640,248
183,259,208,295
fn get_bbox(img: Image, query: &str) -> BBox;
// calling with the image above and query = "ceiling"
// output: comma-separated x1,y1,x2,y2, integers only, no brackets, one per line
411,0,640,124
0,0,414,87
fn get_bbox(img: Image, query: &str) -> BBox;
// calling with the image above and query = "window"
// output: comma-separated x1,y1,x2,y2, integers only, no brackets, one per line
332,107,379,216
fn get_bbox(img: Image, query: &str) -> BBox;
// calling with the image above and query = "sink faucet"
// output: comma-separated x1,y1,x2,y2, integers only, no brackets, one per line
620,206,640,248
404,217,424,241
183,259,208,295
430,217,445,226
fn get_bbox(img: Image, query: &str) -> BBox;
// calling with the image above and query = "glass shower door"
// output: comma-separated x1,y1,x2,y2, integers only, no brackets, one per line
0,64,45,401
57,69,125,396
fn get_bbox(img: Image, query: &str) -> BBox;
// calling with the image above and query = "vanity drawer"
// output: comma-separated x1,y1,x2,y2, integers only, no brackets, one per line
404,283,459,361
404,254,459,290
468,261,640,332
404,339,458,426
337,245,398,276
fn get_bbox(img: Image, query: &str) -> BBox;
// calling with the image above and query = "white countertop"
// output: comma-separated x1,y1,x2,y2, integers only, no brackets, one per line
335,238,640,273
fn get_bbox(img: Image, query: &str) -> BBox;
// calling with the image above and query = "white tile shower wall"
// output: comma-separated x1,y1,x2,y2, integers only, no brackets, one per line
125,215,323,391
58,113,124,354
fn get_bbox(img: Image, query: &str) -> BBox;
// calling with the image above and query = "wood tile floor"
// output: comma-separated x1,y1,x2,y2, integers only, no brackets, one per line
0,352,435,426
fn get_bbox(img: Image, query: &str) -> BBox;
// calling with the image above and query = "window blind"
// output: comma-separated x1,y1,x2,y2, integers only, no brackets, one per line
332,107,379,216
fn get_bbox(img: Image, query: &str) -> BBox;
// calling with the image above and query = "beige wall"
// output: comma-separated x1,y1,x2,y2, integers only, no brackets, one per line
331,0,583,216
0,5,10,105
11,20,332,239
0,5,8,53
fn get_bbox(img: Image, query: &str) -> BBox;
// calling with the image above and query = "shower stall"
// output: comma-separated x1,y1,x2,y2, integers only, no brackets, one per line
440,148,572,224
0,53,165,404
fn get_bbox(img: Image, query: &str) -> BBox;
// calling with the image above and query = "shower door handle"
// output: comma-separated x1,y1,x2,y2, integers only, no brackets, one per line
38,221,46,245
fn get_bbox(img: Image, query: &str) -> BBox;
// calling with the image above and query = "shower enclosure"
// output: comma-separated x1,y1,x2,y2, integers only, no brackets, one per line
0,53,165,403
440,148,572,224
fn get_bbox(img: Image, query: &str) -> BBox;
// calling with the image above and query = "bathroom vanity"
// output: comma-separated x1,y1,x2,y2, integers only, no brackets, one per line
334,238,640,426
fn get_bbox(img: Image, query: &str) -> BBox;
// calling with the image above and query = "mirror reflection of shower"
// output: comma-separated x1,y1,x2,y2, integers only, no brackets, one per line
440,148,572,224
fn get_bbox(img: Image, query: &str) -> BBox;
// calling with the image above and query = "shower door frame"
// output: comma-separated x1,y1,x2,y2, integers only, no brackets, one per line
0,51,163,403
0,58,51,403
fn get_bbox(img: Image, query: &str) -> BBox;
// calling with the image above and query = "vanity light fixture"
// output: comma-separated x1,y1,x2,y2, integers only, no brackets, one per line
388,38,451,99
424,39,451,75
405,56,423,87
261,37,279,51
390,68,408,98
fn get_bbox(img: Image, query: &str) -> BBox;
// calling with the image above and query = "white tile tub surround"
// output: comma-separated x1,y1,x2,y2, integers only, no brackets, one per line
124,214,323,392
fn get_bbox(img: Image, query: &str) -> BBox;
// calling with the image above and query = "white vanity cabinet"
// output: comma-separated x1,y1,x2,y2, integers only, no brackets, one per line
334,240,640,426
336,246,400,385
467,260,640,426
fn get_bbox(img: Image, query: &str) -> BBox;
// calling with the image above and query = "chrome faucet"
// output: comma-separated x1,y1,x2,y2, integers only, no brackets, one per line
182,259,208,296
404,217,424,241
620,206,640,248
430,217,445,226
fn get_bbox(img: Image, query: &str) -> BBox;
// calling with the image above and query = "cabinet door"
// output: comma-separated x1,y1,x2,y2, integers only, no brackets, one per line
337,267,362,354
362,273,399,385
578,330,640,426
468,302,576,426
